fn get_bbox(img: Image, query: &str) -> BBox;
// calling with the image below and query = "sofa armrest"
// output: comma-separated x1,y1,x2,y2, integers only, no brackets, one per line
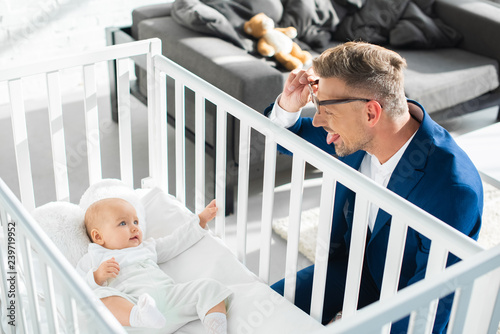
131,3,174,39
435,0,500,64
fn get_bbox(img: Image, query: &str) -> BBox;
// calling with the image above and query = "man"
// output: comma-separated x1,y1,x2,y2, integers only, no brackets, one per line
267,42,483,333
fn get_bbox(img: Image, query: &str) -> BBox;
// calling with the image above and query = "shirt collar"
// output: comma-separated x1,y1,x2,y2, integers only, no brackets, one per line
368,130,417,176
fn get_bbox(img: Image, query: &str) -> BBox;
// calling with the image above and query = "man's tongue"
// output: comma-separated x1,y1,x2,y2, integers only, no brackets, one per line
326,133,340,145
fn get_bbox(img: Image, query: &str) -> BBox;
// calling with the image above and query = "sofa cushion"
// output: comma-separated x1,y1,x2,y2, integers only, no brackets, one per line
398,48,499,113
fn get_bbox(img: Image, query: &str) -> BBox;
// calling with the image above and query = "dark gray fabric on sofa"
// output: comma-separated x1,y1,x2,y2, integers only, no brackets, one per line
133,0,500,117
109,0,500,211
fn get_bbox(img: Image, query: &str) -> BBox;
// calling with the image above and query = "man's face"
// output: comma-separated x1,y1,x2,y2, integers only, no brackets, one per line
311,77,373,157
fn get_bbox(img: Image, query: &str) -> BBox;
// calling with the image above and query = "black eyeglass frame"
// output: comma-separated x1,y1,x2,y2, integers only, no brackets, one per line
308,79,381,112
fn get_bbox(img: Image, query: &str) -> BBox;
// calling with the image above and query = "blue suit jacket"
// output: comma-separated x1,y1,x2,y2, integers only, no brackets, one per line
266,100,483,333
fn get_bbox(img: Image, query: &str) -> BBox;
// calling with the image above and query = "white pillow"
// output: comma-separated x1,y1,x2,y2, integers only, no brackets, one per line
32,181,195,267
32,201,89,267
141,187,197,239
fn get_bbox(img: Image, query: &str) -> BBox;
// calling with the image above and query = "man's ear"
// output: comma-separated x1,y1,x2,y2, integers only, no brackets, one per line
91,229,104,245
366,100,382,126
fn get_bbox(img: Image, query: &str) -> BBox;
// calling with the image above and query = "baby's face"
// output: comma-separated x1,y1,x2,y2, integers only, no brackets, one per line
96,198,143,250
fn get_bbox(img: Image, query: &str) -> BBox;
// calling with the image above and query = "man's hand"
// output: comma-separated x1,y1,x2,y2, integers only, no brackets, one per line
279,68,318,113
198,200,218,229
93,257,120,286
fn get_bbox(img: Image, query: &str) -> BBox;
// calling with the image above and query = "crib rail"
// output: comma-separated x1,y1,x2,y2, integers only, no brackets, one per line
150,52,499,332
318,245,500,334
0,38,498,333
0,39,160,333
0,178,125,333
0,38,161,210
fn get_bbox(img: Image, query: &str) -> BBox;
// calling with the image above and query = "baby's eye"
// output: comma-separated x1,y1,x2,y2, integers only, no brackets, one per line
134,220,139,225
119,221,126,226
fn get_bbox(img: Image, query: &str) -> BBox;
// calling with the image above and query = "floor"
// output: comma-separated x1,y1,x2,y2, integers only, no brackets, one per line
1,0,499,285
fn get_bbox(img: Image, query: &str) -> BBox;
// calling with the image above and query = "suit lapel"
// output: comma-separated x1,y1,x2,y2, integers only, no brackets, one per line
369,121,432,241
337,151,365,228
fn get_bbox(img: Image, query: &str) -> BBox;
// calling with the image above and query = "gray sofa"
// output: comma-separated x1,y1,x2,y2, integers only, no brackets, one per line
107,0,500,211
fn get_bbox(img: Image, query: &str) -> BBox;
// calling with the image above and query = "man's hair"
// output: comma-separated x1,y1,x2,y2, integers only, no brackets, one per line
313,41,408,117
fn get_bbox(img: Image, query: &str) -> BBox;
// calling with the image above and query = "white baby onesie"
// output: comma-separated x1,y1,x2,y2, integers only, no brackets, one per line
76,217,232,333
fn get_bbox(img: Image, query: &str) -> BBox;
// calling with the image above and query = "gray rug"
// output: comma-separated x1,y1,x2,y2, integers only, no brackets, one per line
272,182,500,263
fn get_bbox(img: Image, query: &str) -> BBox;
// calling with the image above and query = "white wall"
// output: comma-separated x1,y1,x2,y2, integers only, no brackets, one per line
0,0,172,106
0,0,172,67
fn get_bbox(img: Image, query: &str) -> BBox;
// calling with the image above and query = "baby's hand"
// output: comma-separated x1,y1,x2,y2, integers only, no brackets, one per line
198,200,218,229
93,257,120,286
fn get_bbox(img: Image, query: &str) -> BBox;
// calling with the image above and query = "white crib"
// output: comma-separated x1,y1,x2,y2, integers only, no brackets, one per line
1,39,500,333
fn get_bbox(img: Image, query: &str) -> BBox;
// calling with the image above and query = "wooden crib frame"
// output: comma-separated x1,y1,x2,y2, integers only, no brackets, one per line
1,39,499,333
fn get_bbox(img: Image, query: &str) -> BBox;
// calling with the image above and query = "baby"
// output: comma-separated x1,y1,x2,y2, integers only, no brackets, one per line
76,197,232,334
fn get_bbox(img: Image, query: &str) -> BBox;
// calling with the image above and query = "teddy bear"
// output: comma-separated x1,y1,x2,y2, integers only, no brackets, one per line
244,13,312,71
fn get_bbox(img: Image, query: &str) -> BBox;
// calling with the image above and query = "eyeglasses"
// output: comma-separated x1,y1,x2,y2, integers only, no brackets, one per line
308,79,378,114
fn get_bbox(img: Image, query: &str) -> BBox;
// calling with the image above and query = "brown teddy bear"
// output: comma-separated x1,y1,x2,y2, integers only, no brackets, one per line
244,13,312,71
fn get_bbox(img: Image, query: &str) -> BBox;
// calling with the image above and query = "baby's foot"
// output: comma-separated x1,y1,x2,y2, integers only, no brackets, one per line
129,293,166,328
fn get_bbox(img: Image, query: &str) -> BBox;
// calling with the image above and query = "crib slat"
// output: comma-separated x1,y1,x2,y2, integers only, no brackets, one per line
116,58,134,188
83,64,102,185
175,80,186,204
46,71,70,202
236,122,251,264
462,270,500,333
214,107,227,239
310,174,336,322
379,215,408,298
342,193,370,318
154,68,169,191
416,241,449,333
284,156,305,303
40,262,59,333
18,235,41,334
258,137,277,283
8,79,35,211
17,278,29,333
447,284,474,334
147,62,162,188
195,93,206,213
62,295,79,333
486,270,500,334
377,215,408,333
